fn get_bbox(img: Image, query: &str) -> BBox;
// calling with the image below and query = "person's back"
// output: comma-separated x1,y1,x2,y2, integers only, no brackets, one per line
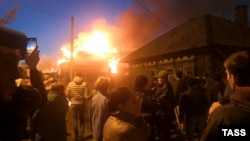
66,75,88,104
201,51,250,141
206,82,226,106
66,73,88,140
133,75,152,115
179,78,208,141
172,71,188,106
134,89,152,114
205,73,226,115
205,72,226,106
89,76,111,141
0,86,42,141
180,89,208,117
133,75,154,141
31,83,68,141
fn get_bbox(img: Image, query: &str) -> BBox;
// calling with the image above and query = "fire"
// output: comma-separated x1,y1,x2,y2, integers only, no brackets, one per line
57,30,119,73
80,31,117,57
57,46,78,65
108,58,120,74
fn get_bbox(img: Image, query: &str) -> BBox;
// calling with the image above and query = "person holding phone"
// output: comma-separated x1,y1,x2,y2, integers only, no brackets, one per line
0,26,46,141
27,38,37,55
201,51,250,141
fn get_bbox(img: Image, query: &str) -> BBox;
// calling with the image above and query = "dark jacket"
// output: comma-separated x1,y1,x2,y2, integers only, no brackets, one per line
30,69,47,107
172,78,188,106
134,88,153,114
201,87,250,141
205,81,226,106
0,87,41,141
0,69,44,141
30,90,69,141
179,88,208,122
152,82,175,117
103,111,151,141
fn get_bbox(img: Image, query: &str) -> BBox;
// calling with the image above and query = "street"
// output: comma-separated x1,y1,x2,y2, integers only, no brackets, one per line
66,104,93,141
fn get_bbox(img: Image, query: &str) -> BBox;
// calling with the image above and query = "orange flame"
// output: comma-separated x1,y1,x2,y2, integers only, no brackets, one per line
57,30,119,73
108,58,120,74
57,46,78,65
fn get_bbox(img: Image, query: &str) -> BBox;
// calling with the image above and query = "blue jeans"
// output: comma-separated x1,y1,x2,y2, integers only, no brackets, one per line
70,104,85,138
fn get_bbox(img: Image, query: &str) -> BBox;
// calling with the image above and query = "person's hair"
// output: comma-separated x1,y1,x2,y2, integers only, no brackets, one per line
204,72,210,78
50,82,65,95
175,70,183,79
134,75,148,89
186,78,199,87
157,70,168,80
211,72,223,82
74,72,82,77
94,76,110,94
224,51,250,86
109,87,132,112
185,70,191,75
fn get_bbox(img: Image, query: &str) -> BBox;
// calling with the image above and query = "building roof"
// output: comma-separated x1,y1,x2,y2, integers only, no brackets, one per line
121,14,250,63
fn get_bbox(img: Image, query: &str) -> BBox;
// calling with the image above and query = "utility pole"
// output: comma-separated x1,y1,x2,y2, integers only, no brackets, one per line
70,16,74,80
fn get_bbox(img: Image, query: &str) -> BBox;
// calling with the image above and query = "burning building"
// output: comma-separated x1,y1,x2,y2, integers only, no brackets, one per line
120,5,250,88
57,30,125,89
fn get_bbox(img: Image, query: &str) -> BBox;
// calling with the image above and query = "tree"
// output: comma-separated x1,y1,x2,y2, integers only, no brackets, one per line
0,5,19,26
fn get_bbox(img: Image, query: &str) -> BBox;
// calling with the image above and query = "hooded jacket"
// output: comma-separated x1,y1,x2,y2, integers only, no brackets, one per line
30,90,69,141
201,87,250,141
66,76,89,105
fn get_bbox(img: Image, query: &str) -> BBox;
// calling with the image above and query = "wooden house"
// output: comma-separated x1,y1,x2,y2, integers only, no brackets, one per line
120,5,250,87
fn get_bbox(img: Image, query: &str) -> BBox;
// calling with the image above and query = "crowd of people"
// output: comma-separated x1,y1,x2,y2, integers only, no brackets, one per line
1,26,250,141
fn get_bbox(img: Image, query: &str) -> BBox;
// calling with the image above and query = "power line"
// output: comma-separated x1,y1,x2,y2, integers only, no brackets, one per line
135,0,171,30
134,0,194,48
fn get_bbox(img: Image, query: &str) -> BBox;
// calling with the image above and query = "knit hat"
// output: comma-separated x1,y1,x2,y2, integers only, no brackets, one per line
0,26,27,58
157,70,168,78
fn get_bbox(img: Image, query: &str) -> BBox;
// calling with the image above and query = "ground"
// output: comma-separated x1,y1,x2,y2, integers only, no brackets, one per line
66,108,93,141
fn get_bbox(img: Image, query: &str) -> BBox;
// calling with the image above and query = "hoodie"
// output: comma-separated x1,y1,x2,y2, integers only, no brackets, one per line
230,87,250,112
201,87,250,141
66,76,89,104
30,90,69,141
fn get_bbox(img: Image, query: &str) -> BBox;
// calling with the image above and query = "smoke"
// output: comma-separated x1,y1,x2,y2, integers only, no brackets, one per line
113,0,237,57
38,54,57,72
0,5,19,25
55,0,247,70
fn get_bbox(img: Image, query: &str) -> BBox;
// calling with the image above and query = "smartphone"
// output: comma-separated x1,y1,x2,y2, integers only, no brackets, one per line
27,37,37,54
